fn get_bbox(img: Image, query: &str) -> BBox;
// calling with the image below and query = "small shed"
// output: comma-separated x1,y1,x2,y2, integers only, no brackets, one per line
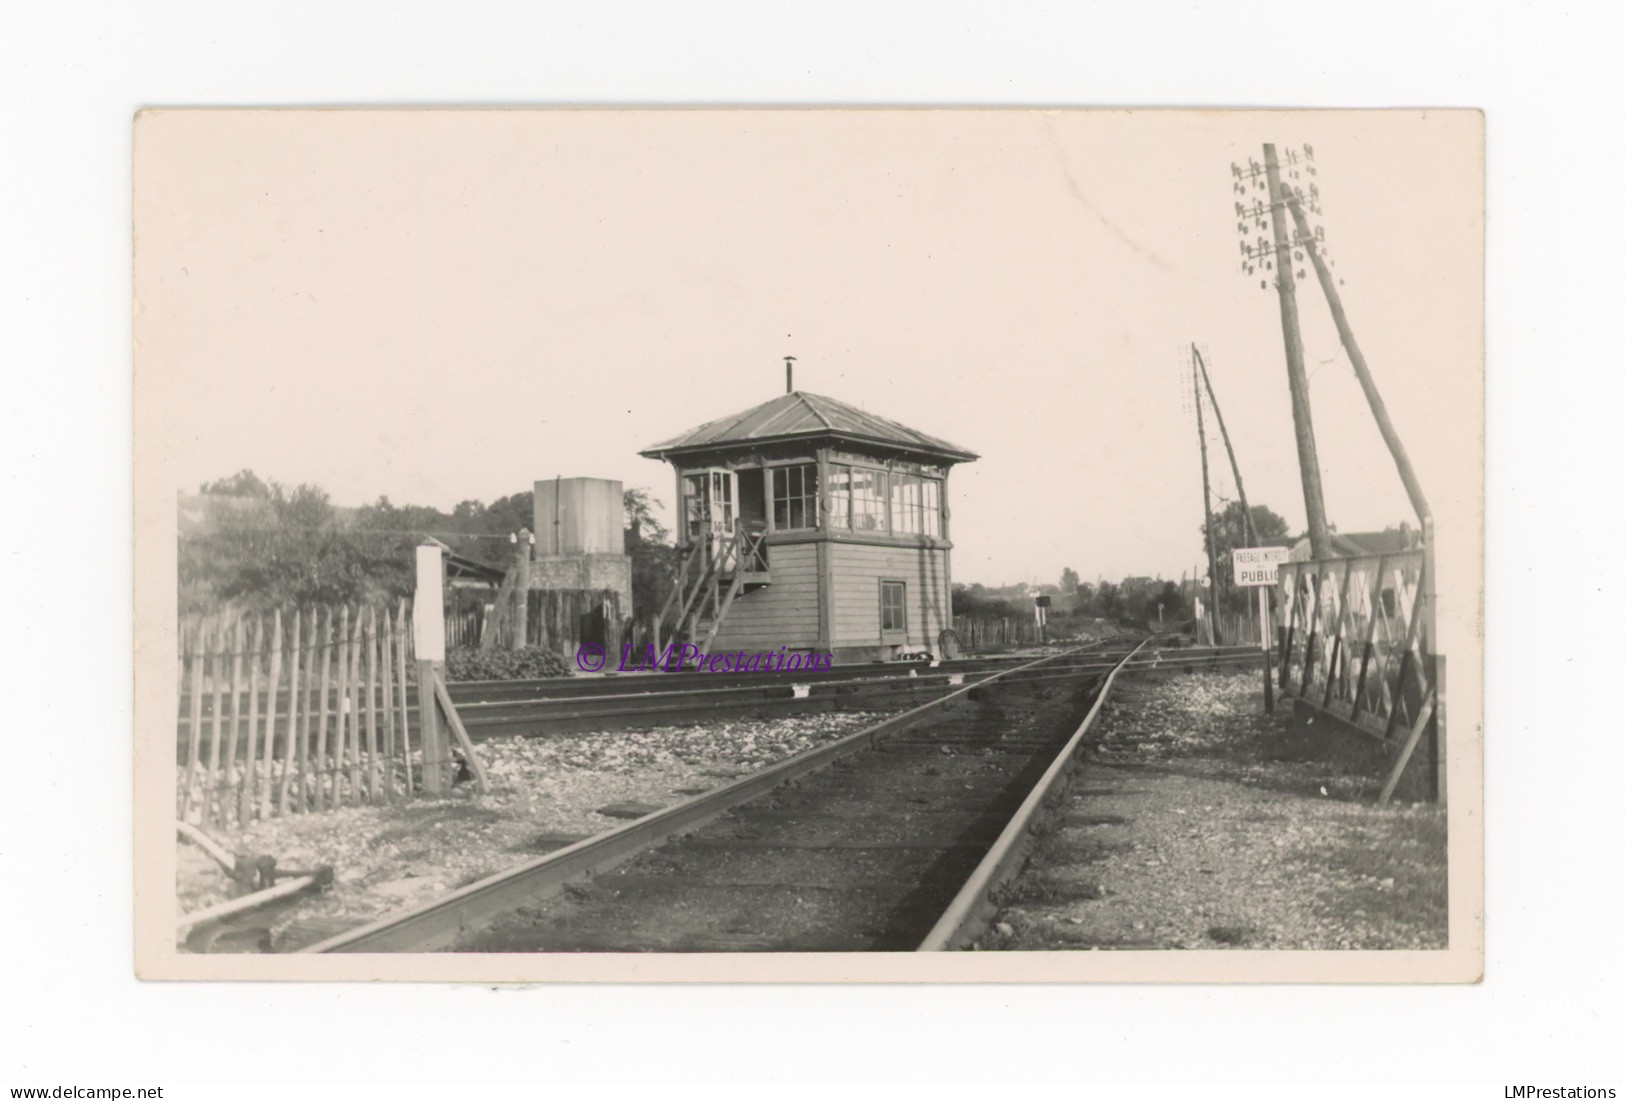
640,389,977,663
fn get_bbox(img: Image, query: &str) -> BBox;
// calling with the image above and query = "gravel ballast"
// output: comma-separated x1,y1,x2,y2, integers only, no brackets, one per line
176,711,893,949
980,670,1448,951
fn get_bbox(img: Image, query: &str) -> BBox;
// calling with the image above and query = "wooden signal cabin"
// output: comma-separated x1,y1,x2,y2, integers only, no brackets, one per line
640,389,977,664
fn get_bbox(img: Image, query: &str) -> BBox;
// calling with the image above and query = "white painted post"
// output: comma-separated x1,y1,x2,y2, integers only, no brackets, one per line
414,544,447,793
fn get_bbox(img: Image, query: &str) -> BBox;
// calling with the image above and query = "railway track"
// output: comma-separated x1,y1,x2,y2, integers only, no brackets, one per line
304,638,1150,954
175,641,1261,755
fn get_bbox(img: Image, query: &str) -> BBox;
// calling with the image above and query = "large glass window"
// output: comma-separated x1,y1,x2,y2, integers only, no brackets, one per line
884,474,949,539
827,463,887,532
852,468,887,531
890,473,942,537
771,464,818,531
880,581,907,633
825,467,849,531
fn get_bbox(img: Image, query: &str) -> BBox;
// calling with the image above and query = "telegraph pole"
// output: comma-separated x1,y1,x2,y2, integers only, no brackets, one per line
1194,344,1265,659
1192,345,1256,547
1194,360,1223,646
1260,143,1331,560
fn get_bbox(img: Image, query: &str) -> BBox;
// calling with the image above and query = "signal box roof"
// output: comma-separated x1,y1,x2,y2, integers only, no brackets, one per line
640,390,978,464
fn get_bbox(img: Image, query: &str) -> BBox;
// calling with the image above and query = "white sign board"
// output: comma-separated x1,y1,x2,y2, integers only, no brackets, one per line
413,544,447,661
1232,546,1290,587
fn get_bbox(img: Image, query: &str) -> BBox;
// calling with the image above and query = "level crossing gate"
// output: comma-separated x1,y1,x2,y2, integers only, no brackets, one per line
1275,546,1444,802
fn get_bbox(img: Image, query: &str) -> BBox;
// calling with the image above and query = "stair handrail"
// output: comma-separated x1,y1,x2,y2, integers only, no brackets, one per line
654,539,706,652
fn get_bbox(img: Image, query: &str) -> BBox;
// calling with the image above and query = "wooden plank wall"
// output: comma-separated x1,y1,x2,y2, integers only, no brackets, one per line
828,543,950,649
707,542,820,651
523,588,623,651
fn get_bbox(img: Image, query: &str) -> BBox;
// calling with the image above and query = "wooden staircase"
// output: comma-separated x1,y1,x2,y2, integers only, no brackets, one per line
654,526,769,653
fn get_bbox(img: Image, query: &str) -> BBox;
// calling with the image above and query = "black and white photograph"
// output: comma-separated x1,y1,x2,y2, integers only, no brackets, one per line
132,108,1483,981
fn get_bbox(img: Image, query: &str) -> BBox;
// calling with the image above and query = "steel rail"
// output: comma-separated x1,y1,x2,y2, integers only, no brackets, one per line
916,637,1151,951
173,644,1258,758
439,646,1160,735
442,642,1144,702
301,643,1100,954
175,642,1256,754
174,641,1137,733
441,642,1252,709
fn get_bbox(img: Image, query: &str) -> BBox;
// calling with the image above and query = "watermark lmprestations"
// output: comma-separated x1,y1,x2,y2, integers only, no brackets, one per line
575,642,834,675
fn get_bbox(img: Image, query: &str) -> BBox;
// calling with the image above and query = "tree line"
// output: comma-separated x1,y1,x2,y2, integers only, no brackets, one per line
179,469,677,617
952,499,1297,631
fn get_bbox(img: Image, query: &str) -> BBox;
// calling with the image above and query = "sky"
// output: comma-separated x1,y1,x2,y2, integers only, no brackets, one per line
134,109,1482,587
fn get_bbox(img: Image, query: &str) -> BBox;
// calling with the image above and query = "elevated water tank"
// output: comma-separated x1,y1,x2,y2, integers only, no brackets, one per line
533,477,623,555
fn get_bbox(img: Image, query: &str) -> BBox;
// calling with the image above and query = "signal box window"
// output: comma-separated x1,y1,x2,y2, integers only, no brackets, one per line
772,464,818,531
827,464,888,532
890,473,941,537
880,581,907,634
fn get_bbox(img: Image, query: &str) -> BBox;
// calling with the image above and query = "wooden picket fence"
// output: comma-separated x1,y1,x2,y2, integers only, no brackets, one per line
176,600,438,831
445,602,488,649
952,614,1043,651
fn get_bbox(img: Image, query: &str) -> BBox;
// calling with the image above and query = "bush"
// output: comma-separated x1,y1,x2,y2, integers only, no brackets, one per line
444,646,573,682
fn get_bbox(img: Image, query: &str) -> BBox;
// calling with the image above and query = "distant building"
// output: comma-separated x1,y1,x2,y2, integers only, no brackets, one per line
1285,526,1424,619
641,389,977,663
1286,526,1421,563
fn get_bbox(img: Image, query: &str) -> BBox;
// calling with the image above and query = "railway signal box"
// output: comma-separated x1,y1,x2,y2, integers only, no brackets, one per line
641,389,977,664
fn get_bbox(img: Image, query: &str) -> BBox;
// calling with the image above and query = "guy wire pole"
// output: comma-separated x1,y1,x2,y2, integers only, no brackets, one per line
1192,345,1256,546
1193,343,1272,711
1264,143,1332,560
1283,190,1432,528
1193,353,1223,646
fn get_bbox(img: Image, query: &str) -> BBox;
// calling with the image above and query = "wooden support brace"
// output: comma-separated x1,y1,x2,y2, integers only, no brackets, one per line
433,673,489,793
1322,561,1355,710
177,867,334,935
1382,576,1430,742
1350,555,1388,722
1378,689,1437,805
176,820,235,874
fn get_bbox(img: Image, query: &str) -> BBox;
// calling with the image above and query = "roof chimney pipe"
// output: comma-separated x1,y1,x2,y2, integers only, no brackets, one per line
784,355,796,394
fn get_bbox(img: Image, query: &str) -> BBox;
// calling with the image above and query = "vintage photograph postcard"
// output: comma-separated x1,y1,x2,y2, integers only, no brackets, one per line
133,108,1483,981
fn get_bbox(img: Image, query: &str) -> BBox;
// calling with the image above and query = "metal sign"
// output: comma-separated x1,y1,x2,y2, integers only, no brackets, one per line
1232,545,1290,587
